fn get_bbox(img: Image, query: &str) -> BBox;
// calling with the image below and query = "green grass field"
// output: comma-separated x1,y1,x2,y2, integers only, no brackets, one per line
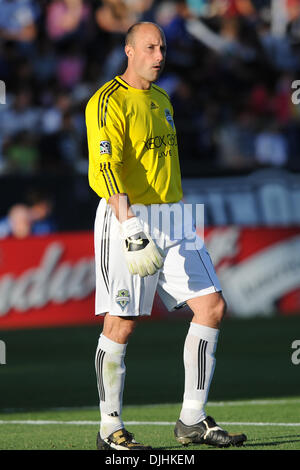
0,315,300,451
0,399,300,450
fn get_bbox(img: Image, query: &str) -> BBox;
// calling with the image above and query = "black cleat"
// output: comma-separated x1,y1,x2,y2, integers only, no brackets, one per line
97,429,152,450
174,416,247,448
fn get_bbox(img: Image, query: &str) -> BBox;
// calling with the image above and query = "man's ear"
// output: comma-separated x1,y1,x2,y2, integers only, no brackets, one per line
125,44,133,59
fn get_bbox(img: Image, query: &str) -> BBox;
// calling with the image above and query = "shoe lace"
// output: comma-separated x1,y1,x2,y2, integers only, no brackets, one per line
113,429,136,445
123,429,134,442
203,416,224,439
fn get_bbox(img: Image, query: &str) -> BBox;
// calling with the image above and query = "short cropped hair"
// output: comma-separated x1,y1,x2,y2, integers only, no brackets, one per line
125,22,165,46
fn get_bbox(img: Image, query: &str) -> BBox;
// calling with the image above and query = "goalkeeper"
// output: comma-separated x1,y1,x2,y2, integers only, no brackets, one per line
85,21,246,450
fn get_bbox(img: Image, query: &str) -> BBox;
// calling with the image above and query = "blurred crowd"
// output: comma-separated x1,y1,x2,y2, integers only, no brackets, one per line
1,0,300,178
0,187,56,238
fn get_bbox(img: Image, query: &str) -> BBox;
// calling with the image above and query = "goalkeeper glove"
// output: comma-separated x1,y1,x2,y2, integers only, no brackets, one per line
121,217,165,277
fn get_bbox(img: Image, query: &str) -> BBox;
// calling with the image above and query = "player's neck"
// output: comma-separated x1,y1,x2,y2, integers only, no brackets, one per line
120,71,152,90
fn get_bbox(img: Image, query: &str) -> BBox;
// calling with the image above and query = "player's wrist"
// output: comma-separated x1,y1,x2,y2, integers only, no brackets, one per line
120,216,144,239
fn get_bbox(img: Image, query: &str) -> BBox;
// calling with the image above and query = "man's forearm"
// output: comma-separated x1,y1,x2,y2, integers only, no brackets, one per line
108,193,135,223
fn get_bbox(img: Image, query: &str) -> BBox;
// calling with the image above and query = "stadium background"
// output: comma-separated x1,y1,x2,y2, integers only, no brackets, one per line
0,0,300,417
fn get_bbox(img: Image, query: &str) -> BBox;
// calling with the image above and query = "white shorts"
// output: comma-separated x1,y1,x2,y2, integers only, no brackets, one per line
94,199,221,316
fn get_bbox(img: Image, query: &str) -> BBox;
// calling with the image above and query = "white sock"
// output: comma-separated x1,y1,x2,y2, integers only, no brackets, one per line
95,334,127,439
179,322,219,425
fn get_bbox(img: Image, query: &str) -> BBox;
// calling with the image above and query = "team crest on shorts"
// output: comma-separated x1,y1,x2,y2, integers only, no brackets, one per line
100,140,112,155
116,289,130,310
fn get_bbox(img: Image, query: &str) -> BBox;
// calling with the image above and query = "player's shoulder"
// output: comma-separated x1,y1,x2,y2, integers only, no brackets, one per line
86,78,126,111
151,83,172,104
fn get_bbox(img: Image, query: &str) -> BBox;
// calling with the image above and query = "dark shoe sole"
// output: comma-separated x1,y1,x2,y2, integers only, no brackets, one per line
175,433,247,448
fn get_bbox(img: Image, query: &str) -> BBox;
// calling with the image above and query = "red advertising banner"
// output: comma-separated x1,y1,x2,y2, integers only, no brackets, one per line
204,226,300,317
0,232,98,330
0,228,300,330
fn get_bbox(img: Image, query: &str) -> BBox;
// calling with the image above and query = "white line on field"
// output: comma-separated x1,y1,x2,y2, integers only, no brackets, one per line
0,420,300,427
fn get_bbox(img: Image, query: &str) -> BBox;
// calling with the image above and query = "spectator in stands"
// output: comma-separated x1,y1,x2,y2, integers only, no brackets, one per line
0,88,40,139
0,0,299,177
254,118,289,167
0,204,32,239
46,0,91,44
56,42,86,89
0,0,40,55
0,189,57,238
95,0,154,33
216,109,257,169
3,130,39,174
25,188,57,235
210,0,256,18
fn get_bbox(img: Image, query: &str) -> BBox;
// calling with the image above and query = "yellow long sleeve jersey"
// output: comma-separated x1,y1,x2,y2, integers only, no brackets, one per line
85,76,183,205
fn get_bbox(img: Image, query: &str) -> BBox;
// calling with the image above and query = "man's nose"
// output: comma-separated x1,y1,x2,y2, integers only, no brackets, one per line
156,48,164,62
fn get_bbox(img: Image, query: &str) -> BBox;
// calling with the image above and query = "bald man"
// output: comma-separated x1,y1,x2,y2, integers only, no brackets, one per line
85,22,246,450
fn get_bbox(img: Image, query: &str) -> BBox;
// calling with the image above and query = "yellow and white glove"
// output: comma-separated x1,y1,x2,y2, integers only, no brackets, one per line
121,217,165,277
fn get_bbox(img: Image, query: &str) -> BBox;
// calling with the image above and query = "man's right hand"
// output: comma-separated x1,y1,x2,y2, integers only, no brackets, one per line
121,217,165,277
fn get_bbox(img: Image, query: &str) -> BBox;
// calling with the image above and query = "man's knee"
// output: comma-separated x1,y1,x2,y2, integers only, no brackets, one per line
205,293,226,326
187,292,227,328
103,314,137,344
215,295,227,324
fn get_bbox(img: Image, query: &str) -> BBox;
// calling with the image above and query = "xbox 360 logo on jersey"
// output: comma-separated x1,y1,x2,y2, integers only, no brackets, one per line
116,289,130,310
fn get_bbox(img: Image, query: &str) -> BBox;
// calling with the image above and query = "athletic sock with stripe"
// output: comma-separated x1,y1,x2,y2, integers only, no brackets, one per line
179,322,219,425
95,334,127,439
